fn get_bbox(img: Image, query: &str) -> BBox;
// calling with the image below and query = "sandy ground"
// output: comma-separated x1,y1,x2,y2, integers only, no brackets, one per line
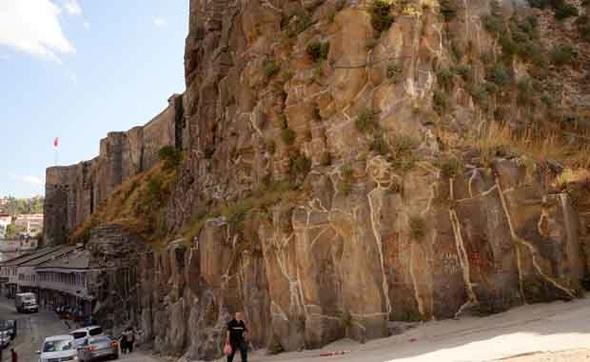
232,296,590,362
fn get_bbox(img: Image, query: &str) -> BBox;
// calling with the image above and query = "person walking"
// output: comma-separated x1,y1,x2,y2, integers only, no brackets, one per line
10,348,17,362
226,311,249,362
120,330,129,354
128,327,135,353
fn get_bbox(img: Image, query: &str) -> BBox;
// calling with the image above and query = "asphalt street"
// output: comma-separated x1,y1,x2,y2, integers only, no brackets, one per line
0,297,160,362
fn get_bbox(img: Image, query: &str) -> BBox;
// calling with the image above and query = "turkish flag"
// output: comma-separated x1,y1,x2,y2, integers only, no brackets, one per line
53,137,59,148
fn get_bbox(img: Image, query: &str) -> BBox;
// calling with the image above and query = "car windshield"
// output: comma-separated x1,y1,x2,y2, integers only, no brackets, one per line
42,340,73,352
89,336,111,344
88,327,103,336
72,332,87,339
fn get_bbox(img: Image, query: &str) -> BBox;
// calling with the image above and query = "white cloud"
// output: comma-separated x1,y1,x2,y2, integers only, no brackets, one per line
62,0,82,15
153,17,167,28
0,0,76,61
83,21,90,29
10,175,45,187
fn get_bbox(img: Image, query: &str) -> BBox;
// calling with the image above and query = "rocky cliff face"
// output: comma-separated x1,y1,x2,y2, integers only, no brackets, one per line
45,0,590,360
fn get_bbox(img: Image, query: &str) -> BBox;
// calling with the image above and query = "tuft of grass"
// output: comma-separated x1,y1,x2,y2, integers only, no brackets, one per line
390,135,418,171
263,58,281,78
370,0,395,34
307,41,330,62
486,63,511,87
355,108,380,133
438,157,463,178
436,68,455,91
370,135,390,155
289,153,312,176
554,3,578,20
281,128,297,145
550,44,577,66
433,90,449,114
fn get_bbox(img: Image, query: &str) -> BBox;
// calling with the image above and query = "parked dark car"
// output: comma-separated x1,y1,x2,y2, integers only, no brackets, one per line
0,320,16,350
78,335,119,361
0,320,16,339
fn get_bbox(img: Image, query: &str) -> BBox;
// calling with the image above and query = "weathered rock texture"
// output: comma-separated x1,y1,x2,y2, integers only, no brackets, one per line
46,0,590,360
44,94,185,245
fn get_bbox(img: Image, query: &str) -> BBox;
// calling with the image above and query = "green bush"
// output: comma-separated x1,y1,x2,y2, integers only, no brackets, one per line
370,0,394,34
158,145,182,169
355,108,380,133
263,59,280,78
433,90,449,114
554,3,578,20
390,135,418,171
486,63,511,87
453,64,472,81
437,68,455,90
467,83,488,104
307,41,330,62
438,157,463,178
550,44,577,66
281,128,296,145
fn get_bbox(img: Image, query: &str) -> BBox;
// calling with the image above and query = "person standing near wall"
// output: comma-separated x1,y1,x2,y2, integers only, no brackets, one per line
226,311,248,362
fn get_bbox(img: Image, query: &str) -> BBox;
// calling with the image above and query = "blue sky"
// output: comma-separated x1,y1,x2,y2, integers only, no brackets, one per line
0,0,188,197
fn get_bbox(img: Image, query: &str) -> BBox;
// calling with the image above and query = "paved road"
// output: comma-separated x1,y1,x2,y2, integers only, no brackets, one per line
0,297,161,362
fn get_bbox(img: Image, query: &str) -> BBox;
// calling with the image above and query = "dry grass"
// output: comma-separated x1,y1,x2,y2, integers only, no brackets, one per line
70,162,178,244
473,122,590,168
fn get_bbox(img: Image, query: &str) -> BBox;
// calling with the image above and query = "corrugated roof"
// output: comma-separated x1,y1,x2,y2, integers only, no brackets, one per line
0,246,63,266
35,249,89,270
20,246,80,267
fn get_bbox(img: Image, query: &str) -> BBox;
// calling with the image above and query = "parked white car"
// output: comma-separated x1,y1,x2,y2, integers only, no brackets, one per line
71,325,103,348
37,334,79,362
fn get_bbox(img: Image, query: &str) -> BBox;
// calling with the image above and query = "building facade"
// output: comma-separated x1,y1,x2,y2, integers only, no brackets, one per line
0,246,96,318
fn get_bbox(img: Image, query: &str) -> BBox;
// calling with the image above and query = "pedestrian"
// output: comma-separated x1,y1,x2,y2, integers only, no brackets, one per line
120,331,129,354
127,327,135,353
226,311,249,362
10,348,17,362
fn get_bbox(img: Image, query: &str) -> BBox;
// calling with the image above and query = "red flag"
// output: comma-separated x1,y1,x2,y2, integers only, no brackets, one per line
53,137,59,148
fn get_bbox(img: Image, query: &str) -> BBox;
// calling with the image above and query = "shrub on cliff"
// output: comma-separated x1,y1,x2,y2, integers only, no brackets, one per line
355,108,380,133
263,58,280,78
307,41,330,62
281,128,296,145
370,0,394,34
158,145,182,169
576,15,590,41
550,44,577,66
